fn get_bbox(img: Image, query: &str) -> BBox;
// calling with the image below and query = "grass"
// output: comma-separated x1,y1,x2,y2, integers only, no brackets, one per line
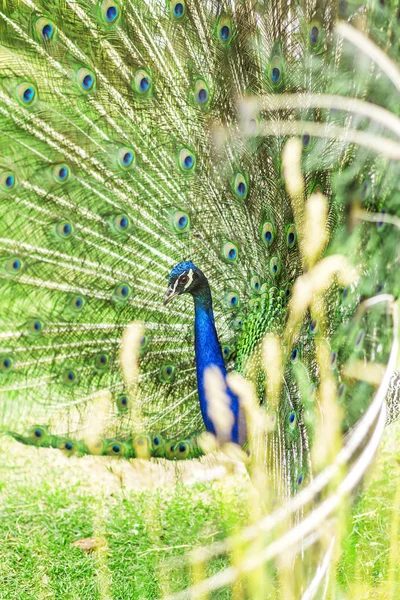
0,421,399,599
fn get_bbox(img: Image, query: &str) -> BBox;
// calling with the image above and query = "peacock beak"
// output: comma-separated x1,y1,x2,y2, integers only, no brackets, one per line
163,285,179,305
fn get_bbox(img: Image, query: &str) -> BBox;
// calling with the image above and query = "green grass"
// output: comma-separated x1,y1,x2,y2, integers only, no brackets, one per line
1,422,400,599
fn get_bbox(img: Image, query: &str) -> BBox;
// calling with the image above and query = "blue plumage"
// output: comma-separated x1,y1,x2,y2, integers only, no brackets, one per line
165,261,245,445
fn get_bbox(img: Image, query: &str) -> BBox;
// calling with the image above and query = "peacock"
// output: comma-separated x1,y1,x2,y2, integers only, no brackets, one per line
0,0,399,498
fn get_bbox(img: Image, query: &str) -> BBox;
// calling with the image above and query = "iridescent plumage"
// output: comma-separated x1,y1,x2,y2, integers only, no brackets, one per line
0,0,399,494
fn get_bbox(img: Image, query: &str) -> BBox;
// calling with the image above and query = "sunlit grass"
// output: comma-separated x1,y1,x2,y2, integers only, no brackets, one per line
0,421,399,599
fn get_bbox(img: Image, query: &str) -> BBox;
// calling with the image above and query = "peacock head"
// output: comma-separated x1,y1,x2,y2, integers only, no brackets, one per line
164,261,206,305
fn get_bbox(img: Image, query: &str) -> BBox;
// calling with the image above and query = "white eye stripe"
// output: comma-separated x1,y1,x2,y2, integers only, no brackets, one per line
183,268,194,289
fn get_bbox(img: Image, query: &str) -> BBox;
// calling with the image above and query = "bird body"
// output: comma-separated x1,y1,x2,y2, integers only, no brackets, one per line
0,0,399,493
165,261,244,445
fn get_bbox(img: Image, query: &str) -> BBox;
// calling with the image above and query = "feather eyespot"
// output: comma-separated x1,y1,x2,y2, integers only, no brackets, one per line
285,224,296,248
171,211,190,233
174,440,191,459
232,314,243,331
221,241,239,263
193,79,210,108
261,222,275,247
289,411,296,428
139,334,149,356
291,348,298,362
112,214,131,234
113,282,133,302
302,133,310,147
250,275,261,292
309,319,318,334
56,221,73,238
0,356,13,373
269,256,281,277
35,18,56,41
310,25,319,46
62,368,79,386
52,164,70,184
160,364,176,382
224,291,240,309
232,173,248,199
60,440,77,454
217,16,233,44
133,69,152,95
283,283,292,301
27,318,44,336
16,82,38,106
106,441,125,456
0,171,16,192
76,68,96,92
269,56,283,85
178,148,196,172
222,344,233,360
94,353,109,371
5,257,23,275
70,295,85,312
28,426,48,445
117,393,129,412
171,0,185,19
100,0,121,25
117,147,136,169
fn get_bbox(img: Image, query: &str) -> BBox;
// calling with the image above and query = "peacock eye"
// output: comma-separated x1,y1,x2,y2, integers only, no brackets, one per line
302,133,310,147
269,256,281,277
250,275,261,292
285,224,297,249
217,15,233,45
261,221,275,247
224,291,240,309
35,18,56,41
269,55,284,85
232,172,248,200
62,368,79,386
0,356,13,373
310,25,319,46
16,82,38,106
193,78,210,108
56,221,73,238
180,274,189,285
113,282,133,303
117,147,136,170
171,210,190,233
52,164,70,184
100,0,121,25
221,241,239,264
171,0,185,19
178,148,196,173
94,352,109,371
112,214,131,234
0,171,17,192
76,68,96,92
27,318,44,336
174,440,191,459
133,69,152,95
159,364,176,382
70,294,85,312
116,393,129,413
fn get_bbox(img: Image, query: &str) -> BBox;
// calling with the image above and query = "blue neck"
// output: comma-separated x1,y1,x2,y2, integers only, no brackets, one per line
193,285,241,444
